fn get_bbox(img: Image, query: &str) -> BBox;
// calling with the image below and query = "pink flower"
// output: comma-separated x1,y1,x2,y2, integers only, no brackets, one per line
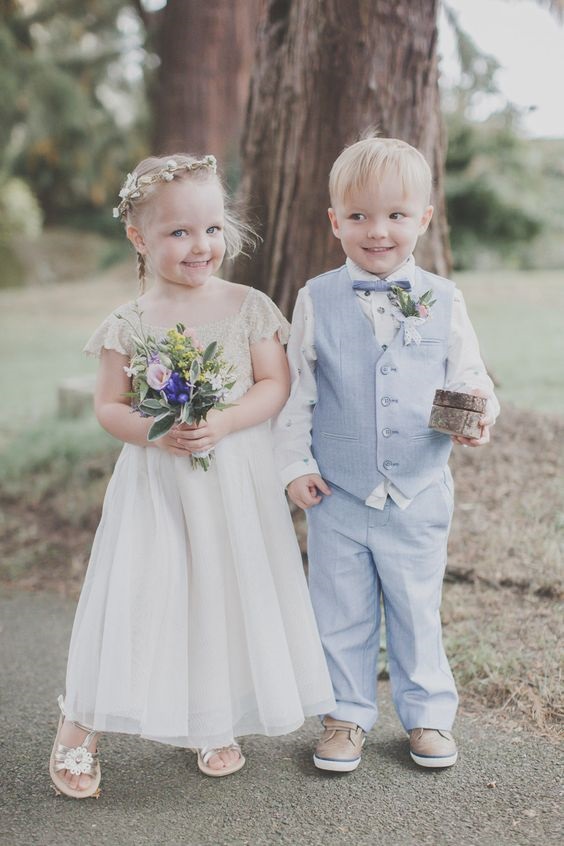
146,362,172,390
183,326,204,351
417,304,429,318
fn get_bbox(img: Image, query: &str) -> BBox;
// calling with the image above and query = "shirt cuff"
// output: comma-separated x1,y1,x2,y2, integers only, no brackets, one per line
280,457,321,488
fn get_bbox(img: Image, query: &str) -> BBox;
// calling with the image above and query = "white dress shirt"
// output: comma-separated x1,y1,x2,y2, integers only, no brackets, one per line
273,255,500,510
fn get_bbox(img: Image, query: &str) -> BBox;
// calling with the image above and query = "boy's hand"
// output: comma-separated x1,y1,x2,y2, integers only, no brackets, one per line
451,388,494,448
287,474,331,509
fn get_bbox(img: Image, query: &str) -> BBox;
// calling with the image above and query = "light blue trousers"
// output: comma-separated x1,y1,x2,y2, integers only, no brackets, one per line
306,471,458,733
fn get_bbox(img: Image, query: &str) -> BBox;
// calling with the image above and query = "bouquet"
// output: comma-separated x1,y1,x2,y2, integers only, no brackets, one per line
118,307,236,470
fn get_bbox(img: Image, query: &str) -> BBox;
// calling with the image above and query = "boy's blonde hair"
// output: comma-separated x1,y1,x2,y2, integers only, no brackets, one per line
116,153,257,291
329,137,432,207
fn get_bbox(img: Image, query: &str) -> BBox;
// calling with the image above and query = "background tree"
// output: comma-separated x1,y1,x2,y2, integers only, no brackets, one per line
233,0,451,314
136,0,261,175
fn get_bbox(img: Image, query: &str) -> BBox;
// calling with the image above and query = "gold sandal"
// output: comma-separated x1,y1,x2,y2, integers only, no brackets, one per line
197,742,245,777
49,696,101,798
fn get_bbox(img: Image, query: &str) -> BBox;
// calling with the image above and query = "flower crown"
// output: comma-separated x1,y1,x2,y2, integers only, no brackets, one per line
113,155,217,220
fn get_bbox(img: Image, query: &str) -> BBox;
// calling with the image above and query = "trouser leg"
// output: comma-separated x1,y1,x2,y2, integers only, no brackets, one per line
307,485,381,732
368,475,458,731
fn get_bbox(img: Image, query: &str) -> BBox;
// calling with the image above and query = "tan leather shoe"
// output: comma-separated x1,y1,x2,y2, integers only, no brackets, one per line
409,728,458,768
313,716,365,772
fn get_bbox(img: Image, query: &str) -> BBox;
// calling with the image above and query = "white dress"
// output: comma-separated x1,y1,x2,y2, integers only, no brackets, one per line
64,287,335,749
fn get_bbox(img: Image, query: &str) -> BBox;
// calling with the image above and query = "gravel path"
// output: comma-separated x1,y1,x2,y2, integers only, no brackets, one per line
0,589,561,846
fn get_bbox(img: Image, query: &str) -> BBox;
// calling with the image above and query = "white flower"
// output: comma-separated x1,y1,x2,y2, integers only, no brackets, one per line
162,171,174,182
123,364,138,377
119,172,138,199
204,155,217,171
210,374,223,391
166,159,178,169
63,745,94,776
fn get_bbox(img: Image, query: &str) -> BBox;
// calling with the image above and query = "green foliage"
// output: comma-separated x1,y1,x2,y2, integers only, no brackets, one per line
1,0,151,225
442,7,554,270
0,177,43,287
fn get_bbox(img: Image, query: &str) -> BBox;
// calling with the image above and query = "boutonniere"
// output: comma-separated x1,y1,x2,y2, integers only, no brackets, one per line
388,286,436,345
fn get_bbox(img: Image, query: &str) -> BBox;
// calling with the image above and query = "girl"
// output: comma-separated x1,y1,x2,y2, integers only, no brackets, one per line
50,153,335,798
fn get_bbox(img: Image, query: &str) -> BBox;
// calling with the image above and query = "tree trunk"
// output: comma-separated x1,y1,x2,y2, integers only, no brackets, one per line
152,0,260,168
233,0,451,315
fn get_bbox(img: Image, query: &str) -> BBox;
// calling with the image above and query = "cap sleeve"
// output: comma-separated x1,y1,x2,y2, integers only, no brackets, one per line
83,306,134,359
244,288,290,345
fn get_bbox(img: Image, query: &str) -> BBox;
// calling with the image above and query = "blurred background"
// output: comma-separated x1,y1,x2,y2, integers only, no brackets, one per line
1,0,562,736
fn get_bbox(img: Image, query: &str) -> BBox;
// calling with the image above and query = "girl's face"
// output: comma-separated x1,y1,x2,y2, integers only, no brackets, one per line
129,177,226,290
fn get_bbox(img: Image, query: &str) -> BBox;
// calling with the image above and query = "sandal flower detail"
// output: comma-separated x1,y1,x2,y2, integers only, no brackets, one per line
388,286,436,346
62,745,94,776
50,696,101,799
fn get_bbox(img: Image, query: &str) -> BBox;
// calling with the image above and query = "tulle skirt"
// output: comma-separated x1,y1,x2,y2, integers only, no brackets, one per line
64,422,335,748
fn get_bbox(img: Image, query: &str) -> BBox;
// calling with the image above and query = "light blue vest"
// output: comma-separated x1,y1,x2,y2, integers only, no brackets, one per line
309,264,454,501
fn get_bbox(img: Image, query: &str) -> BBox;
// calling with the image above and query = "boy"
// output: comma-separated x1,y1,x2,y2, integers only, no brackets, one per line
274,137,499,772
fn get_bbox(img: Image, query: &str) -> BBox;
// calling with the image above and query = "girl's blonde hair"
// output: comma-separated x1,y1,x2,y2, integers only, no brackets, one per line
116,153,257,291
329,137,432,208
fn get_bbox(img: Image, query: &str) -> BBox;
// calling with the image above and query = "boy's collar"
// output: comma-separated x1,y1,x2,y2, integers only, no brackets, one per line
345,255,415,285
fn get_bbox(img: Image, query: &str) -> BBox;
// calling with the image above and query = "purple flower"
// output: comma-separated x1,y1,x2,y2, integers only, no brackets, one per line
163,372,192,405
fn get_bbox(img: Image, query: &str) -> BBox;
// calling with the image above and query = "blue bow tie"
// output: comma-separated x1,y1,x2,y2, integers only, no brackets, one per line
352,278,411,293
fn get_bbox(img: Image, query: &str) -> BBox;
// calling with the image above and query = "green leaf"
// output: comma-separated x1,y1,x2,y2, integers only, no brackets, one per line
141,399,163,409
139,401,168,417
147,414,176,441
190,360,201,382
203,341,218,364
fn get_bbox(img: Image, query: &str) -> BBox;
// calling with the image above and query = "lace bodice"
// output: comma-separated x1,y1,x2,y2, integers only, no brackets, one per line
83,287,290,399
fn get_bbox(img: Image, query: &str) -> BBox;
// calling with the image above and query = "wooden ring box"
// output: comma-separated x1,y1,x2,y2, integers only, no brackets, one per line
428,390,487,439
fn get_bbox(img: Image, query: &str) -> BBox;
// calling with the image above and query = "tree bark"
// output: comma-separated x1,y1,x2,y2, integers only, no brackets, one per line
152,0,260,167
233,0,451,315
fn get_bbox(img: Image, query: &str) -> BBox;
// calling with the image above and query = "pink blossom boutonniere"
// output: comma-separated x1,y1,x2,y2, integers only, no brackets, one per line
388,286,436,345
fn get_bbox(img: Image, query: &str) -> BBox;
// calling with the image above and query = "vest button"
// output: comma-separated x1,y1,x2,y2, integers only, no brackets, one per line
381,344,388,351
383,460,393,470
382,428,392,437
381,396,391,406
377,306,385,314
380,365,389,375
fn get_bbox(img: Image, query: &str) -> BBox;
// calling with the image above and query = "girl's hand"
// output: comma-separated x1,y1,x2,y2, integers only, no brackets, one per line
451,388,494,448
152,426,196,457
175,409,233,454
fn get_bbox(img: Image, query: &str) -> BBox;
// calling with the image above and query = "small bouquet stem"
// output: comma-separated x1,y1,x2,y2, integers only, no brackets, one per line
118,306,236,470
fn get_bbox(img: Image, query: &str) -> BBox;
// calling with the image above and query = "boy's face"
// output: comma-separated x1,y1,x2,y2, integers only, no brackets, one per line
328,173,433,277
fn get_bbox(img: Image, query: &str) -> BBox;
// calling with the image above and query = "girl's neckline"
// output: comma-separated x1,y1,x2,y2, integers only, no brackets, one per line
130,286,255,331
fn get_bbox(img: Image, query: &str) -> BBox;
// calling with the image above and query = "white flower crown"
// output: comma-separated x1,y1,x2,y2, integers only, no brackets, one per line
113,155,217,220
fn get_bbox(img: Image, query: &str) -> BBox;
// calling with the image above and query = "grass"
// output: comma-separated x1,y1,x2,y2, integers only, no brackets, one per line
0,259,136,448
453,269,564,416
1,261,563,738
